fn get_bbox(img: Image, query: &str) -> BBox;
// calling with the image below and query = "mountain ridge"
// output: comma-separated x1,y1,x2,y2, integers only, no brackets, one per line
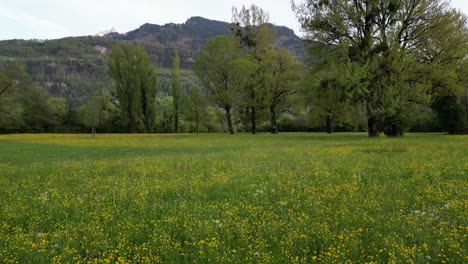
0,16,307,100
104,16,306,63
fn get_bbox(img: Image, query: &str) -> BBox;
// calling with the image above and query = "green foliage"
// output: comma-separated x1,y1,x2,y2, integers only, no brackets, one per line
20,86,62,132
294,0,467,136
107,44,158,133
193,35,248,134
79,96,102,135
0,62,28,132
368,49,430,136
185,86,208,134
266,48,303,133
231,5,276,134
172,50,182,132
304,44,365,133
156,95,174,133
0,61,26,99
432,96,466,134
0,62,69,133
48,96,67,131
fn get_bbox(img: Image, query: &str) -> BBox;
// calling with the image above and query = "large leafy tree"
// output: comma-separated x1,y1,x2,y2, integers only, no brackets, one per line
266,48,303,134
304,45,362,133
231,4,275,134
107,44,158,133
0,62,27,132
156,95,174,133
413,9,468,134
193,35,249,134
20,86,61,133
172,49,182,133
293,0,465,136
0,61,24,99
185,86,208,135
79,96,101,136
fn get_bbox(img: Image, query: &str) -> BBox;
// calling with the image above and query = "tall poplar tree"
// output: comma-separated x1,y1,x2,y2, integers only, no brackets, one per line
172,50,181,133
185,86,207,135
107,44,158,133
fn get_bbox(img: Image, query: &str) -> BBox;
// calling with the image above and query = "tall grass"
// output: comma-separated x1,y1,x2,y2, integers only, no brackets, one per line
0,133,466,263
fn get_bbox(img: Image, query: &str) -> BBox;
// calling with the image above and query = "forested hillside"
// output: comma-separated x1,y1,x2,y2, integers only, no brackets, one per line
0,17,305,98
0,16,310,133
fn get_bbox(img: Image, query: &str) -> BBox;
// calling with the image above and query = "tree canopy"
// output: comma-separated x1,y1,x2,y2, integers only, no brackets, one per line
107,44,158,133
193,35,250,134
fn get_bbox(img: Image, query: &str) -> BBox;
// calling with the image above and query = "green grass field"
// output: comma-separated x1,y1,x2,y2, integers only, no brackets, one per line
0,133,466,263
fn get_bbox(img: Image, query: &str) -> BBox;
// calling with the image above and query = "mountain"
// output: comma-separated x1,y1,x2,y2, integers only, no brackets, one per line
105,16,306,68
0,17,307,101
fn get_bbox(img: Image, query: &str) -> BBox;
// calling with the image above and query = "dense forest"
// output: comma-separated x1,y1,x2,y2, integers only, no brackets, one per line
0,2,466,135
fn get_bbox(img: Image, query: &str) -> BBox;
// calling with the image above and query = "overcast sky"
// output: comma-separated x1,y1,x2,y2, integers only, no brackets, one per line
0,0,467,40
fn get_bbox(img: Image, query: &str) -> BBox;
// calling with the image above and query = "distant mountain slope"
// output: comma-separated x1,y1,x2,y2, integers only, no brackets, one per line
106,16,306,67
0,17,306,100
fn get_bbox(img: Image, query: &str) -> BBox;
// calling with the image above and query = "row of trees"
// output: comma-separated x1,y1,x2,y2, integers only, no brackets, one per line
1,2,466,136
0,62,68,133
193,5,304,134
97,5,304,135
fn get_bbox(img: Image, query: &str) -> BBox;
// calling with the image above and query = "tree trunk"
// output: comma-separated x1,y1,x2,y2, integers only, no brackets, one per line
270,105,278,134
174,112,179,133
384,124,403,137
367,116,379,137
99,109,103,128
465,87,467,124
326,114,333,134
67,103,72,133
251,106,257,134
225,105,235,134
128,117,137,133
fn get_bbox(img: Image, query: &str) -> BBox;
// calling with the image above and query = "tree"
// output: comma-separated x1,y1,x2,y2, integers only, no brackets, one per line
185,86,208,135
79,96,101,136
96,89,116,131
293,0,464,136
172,49,182,133
107,44,158,133
231,4,275,134
20,86,59,132
156,95,174,133
0,61,27,133
266,48,303,134
413,9,468,134
48,96,67,131
0,61,25,99
193,35,249,134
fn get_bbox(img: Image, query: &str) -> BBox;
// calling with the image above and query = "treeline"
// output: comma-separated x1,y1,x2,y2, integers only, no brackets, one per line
1,1,467,136
0,36,208,70
0,60,219,134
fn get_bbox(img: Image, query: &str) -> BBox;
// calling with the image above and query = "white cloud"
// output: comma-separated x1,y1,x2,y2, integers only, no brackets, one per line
0,5,71,39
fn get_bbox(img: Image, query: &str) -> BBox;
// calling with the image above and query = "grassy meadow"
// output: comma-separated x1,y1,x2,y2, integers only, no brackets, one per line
0,133,466,263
